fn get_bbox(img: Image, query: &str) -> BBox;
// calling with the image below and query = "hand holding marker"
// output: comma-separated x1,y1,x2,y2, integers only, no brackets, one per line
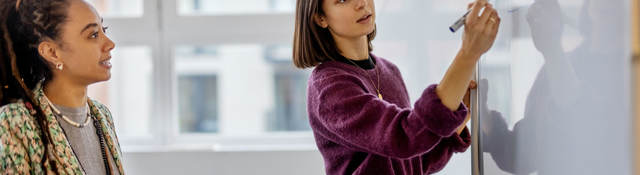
450,0,495,33
450,3,518,33
450,9,498,33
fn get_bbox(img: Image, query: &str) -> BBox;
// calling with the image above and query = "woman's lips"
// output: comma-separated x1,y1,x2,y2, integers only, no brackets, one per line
100,59,112,69
357,14,372,24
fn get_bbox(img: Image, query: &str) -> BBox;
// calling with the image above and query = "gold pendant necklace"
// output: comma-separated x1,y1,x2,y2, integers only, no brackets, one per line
345,57,383,100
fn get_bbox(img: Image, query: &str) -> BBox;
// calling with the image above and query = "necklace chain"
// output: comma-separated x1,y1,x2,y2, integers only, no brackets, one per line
344,57,383,100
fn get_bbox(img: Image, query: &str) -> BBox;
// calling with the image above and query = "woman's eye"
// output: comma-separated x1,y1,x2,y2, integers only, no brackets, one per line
339,0,346,3
90,32,99,39
89,26,109,39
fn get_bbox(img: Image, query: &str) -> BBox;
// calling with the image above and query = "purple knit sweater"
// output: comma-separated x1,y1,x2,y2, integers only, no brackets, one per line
307,54,471,175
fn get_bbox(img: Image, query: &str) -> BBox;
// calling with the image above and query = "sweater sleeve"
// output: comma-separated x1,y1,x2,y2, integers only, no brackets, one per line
308,72,468,159
422,127,472,174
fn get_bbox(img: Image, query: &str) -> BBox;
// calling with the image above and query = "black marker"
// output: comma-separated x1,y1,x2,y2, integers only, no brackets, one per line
449,10,472,33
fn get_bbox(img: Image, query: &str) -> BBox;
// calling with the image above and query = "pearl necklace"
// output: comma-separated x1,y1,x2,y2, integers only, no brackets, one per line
43,95,91,128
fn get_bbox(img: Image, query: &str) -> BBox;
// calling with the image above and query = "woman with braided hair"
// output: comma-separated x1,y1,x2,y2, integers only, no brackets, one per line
0,0,122,174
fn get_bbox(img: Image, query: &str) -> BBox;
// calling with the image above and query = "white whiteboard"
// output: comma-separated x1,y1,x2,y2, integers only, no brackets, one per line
477,0,633,174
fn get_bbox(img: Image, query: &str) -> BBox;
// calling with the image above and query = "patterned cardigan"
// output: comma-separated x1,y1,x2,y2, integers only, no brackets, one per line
0,85,124,174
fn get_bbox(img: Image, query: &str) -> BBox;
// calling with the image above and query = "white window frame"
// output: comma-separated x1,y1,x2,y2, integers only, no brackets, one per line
102,0,316,152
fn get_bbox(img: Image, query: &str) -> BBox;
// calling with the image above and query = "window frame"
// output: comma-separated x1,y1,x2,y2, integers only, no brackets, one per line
100,0,316,152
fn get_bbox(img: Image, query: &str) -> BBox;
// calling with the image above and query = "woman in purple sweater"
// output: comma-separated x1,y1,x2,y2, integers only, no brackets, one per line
292,0,500,174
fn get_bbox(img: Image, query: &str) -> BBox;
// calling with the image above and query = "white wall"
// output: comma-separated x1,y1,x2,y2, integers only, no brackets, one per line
122,151,325,175
121,150,470,175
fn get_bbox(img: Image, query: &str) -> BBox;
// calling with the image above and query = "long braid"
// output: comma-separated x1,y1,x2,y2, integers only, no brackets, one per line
4,25,33,99
0,0,70,173
2,14,60,174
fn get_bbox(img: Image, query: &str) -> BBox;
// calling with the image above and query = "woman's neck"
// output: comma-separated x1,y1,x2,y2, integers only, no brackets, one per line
43,77,88,108
334,35,370,61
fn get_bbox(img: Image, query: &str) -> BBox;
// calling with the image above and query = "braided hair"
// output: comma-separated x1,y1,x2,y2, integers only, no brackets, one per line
1,0,71,172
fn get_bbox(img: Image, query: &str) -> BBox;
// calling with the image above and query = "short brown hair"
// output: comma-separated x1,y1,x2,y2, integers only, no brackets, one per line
292,0,376,69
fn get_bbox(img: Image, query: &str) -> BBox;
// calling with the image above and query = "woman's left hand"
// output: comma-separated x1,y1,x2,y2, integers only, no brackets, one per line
457,80,477,135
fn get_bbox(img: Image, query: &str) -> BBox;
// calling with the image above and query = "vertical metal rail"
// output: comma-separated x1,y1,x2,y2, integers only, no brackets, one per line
632,0,640,174
471,67,482,175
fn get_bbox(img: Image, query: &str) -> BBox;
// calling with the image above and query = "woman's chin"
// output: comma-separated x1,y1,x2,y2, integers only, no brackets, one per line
363,25,375,35
91,73,112,84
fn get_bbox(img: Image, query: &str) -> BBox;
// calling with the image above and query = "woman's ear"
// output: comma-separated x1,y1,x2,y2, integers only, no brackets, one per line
314,14,329,28
37,41,63,67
